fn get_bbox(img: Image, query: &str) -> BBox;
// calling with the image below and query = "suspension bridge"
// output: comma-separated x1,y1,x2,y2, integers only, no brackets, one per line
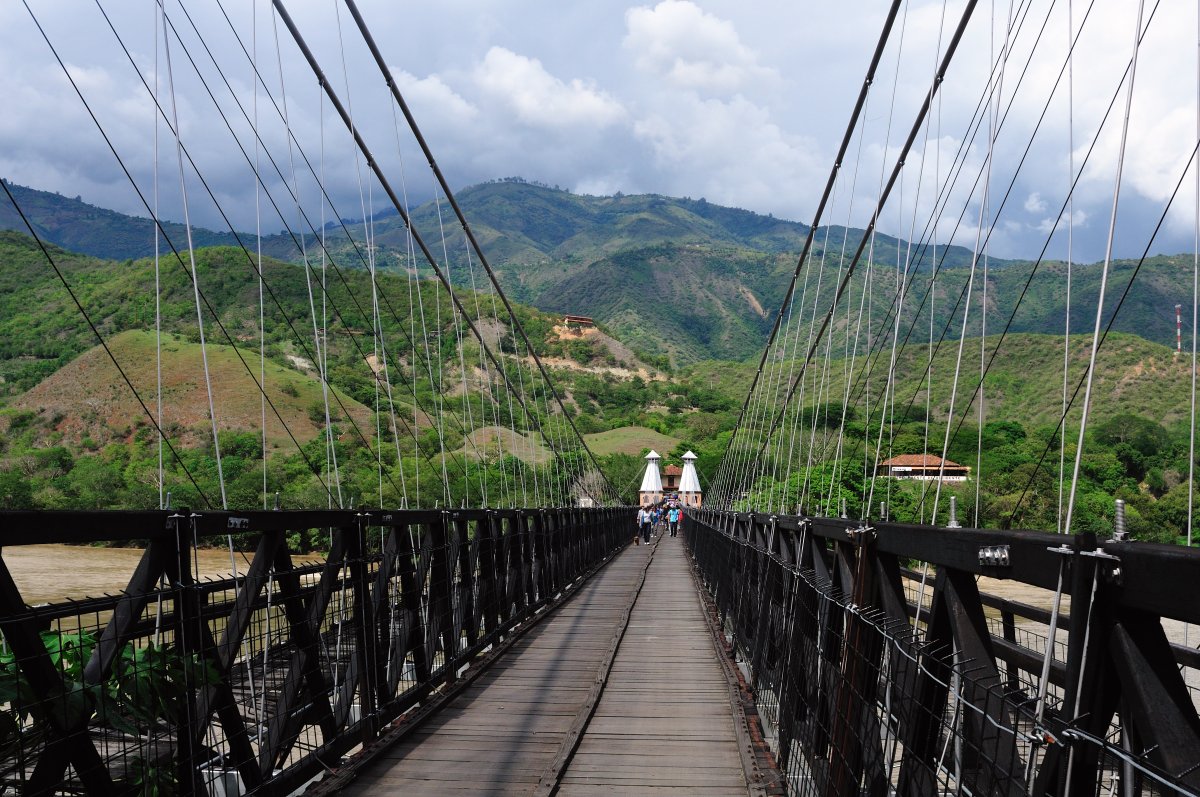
4,0,1200,794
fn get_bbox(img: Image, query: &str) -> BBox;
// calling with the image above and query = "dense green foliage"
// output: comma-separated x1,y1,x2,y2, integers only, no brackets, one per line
0,629,217,794
4,178,1200,545
736,408,1199,543
0,230,739,513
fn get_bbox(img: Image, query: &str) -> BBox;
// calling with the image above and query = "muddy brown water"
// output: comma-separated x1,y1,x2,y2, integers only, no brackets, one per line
978,576,1200,695
980,575,1195,647
3,543,323,606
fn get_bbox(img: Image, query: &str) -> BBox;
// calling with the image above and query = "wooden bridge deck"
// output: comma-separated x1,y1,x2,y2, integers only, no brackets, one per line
338,533,754,795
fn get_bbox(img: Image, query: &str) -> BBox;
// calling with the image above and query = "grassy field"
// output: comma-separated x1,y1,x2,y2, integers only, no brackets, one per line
459,425,551,465
584,425,680,456
16,330,373,450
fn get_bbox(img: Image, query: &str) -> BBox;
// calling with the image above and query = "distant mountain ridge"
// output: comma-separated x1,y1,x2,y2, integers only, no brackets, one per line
1,176,984,264
0,179,242,260
0,178,993,362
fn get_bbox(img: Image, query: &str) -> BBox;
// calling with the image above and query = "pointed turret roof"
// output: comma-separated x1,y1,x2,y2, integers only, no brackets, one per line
680,451,701,493
639,450,663,493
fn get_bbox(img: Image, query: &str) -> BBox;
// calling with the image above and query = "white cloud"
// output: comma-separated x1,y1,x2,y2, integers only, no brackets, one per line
1036,209,1088,235
623,0,776,95
632,93,822,218
4,1,1200,262
474,47,624,129
392,69,478,128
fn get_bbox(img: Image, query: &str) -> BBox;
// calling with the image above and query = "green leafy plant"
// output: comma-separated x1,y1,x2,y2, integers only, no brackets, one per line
0,630,219,794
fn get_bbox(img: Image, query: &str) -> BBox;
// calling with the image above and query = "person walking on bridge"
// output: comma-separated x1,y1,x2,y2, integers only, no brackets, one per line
667,505,680,537
636,506,653,545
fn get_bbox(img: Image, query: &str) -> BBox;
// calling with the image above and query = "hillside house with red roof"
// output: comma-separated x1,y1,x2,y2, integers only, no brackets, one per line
876,454,970,482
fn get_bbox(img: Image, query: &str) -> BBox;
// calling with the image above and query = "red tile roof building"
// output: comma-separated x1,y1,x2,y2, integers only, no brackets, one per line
662,464,682,492
876,454,970,482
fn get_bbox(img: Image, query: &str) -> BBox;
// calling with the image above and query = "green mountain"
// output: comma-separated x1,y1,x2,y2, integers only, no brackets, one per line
392,181,994,362
0,179,992,364
880,255,1191,353
398,180,988,267
693,328,1200,541
0,179,241,260
0,229,737,506
1,225,1197,540
4,178,1192,368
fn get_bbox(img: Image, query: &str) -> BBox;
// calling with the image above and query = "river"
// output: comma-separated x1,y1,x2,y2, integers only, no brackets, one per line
3,543,323,606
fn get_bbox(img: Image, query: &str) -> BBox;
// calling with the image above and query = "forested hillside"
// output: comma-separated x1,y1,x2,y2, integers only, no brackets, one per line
0,179,241,260
0,179,991,364
3,179,1200,545
4,179,1190,365
703,329,1200,543
0,231,734,511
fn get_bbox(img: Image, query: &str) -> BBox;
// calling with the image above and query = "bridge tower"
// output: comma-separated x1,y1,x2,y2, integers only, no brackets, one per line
638,449,663,506
679,450,703,507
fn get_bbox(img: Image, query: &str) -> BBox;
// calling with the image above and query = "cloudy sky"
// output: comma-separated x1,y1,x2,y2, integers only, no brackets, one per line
2,0,1198,264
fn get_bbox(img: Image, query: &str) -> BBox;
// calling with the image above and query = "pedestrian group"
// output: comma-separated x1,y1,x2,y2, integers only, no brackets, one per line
635,501,682,545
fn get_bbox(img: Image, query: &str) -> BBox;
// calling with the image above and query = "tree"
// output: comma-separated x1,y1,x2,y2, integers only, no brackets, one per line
0,470,33,509
1093,414,1169,460
598,453,644,505
66,456,124,510
1148,482,1199,542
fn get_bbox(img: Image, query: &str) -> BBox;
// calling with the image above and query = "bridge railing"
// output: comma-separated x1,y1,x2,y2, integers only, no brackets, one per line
686,509,1200,796
0,506,632,796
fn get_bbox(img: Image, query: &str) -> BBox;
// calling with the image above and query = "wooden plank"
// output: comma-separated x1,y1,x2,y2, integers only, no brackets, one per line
338,546,648,795
339,537,753,795
560,769,747,784
561,537,749,794
391,746,560,763
570,738,741,753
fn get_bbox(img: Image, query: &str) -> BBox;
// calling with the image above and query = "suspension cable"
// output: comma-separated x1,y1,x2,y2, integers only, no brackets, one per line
160,0,228,508
1058,0,1075,534
274,0,605,505
714,0,906,504
0,177,214,507
154,2,166,509
1190,0,1199,550
1062,0,1144,537
338,0,613,503
165,0,483,504
88,1,381,505
738,0,980,490
106,0,463,504
836,0,1137,515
